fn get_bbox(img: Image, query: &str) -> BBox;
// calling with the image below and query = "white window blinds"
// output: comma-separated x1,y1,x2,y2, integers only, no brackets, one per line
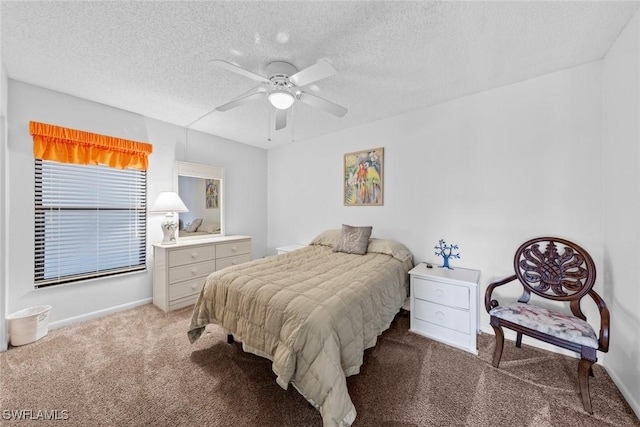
34,159,147,288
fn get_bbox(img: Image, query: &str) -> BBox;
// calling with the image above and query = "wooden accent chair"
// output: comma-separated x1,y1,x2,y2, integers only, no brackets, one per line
484,237,610,414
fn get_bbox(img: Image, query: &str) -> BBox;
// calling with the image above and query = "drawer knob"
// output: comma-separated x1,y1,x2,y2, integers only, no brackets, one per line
191,267,198,275
435,289,444,298
435,311,445,320
232,260,237,265
191,252,198,259
231,245,238,252
191,283,198,290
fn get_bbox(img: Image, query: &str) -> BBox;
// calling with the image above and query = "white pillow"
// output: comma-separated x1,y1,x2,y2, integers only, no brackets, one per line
199,221,220,234
309,229,341,247
367,238,413,262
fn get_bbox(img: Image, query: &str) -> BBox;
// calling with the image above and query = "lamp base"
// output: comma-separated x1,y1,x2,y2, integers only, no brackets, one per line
160,213,178,244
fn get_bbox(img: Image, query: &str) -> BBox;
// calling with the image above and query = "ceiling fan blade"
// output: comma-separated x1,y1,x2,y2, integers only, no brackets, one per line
210,60,270,83
216,90,265,112
298,92,347,117
275,108,287,131
290,59,337,87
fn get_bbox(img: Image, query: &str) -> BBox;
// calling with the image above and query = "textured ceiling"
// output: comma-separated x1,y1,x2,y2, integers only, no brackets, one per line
2,1,638,149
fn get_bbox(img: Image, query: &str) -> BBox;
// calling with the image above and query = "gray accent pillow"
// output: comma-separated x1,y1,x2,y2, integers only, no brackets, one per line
184,218,203,232
333,224,372,255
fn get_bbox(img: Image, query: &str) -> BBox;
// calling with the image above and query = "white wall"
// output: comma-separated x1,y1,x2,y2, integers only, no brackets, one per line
5,80,267,329
178,128,267,245
1,58,8,351
270,61,602,275
603,9,640,417
269,63,604,348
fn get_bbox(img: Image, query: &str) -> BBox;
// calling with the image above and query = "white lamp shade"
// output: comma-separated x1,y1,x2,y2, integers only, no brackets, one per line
149,192,188,213
268,90,295,110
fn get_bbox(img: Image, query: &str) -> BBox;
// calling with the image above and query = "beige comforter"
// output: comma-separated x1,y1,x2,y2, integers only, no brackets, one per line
188,241,413,427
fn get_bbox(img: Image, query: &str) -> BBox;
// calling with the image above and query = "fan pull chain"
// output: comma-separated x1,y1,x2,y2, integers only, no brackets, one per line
267,105,272,142
291,106,295,143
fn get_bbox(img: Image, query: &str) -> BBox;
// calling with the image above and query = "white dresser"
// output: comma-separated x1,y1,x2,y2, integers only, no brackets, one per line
409,263,481,354
153,235,252,312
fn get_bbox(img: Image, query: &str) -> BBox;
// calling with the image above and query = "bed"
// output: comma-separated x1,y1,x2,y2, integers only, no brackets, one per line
188,227,414,427
179,219,220,237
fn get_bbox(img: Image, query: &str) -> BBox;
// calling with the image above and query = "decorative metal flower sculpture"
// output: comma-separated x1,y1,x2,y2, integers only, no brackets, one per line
434,239,460,270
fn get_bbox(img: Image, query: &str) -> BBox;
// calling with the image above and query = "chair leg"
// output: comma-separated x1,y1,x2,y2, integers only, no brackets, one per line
578,358,594,414
515,332,523,348
491,325,505,368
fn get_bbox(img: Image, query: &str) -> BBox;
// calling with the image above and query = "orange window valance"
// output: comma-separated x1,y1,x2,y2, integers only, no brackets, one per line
30,121,153,170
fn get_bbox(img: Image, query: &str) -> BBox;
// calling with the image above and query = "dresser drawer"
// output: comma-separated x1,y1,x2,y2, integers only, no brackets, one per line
169,245,216,267
217,240,251,258
169,260,216,284
216,254,252,271
169,277,205,301
169,294,199,311
413,277,469,309
154,236,253,313
414,299,470,334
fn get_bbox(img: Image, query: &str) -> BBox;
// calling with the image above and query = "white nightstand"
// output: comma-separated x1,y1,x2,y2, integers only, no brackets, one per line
408,263,481,354
275,244,306,255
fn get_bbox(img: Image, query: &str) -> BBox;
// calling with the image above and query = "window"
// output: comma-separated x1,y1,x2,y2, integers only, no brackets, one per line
29,121,153,289
34,159,147,287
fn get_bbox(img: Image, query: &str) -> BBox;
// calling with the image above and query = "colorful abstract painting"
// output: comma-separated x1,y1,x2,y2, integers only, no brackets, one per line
205,179,219,209
343,148,383,206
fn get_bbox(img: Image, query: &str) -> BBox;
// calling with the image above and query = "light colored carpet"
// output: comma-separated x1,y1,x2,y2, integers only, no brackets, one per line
0,304,637,426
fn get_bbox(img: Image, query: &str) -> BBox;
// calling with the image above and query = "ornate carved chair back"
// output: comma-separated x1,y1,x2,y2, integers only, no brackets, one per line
514,237,597,308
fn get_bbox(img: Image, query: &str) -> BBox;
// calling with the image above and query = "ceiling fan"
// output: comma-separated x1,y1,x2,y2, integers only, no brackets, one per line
211,59,347,131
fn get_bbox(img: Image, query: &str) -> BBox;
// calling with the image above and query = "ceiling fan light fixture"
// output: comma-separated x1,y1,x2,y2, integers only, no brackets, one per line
268,90,295,110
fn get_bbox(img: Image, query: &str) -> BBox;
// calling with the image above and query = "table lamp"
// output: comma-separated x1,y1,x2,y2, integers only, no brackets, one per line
149,191,188,244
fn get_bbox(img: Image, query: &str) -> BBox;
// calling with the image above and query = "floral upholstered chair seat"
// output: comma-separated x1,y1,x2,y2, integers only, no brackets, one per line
489,302,598,348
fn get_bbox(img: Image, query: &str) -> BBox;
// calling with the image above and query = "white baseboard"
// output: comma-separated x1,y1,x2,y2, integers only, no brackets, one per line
48,298,152,330
605,365,640,420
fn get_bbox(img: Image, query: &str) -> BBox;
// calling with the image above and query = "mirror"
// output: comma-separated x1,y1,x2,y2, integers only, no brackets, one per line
174,161,225,240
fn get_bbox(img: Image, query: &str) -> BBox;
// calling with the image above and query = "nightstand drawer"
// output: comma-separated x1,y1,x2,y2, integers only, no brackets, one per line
169,277,205,301
169,245,216,267
413,277,469,309
414,299,470,334
217,254,252,270
410,318,471,350
217,240,251,258
169,260,216,283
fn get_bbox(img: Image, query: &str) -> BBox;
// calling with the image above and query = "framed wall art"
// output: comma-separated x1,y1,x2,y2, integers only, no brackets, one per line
205,179,219,209
343,147,383,206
